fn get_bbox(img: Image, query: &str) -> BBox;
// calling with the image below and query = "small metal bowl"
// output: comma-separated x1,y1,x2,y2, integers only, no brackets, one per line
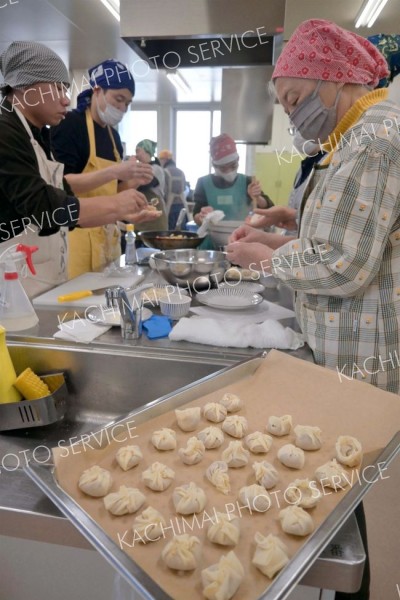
151,249,230,290
137,230,203,251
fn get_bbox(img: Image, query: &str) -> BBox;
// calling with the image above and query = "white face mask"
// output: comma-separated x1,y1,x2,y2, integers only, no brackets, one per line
97,92,125,126
214,168,238,183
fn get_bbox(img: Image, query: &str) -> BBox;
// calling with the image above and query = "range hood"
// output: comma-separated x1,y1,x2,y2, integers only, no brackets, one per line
120,0,284,68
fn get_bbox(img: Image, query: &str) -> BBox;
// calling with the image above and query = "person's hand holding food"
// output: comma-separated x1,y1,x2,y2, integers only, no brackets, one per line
246,206,298,230
194,205,214,225
228,224,274,245
116,158,154,187
226,241,274,273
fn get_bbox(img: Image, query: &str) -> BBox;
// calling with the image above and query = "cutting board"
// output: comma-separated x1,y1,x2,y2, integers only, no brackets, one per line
32,271,145,309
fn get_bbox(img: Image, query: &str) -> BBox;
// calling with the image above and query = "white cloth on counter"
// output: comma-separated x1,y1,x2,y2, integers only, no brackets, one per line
190,300,295,324
54,319,111,343
169,317,304,350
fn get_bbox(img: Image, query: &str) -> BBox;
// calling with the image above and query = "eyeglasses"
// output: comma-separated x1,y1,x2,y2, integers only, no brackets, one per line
213,160,239,173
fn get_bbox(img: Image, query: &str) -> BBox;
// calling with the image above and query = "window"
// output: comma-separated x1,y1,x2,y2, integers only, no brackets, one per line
118,110,158,157
175,109,222,188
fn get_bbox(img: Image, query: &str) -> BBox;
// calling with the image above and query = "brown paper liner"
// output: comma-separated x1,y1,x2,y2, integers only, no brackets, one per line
53,350,400,600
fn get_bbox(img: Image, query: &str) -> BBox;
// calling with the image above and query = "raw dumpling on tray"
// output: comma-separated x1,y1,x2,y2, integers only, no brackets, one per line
78,465,112,498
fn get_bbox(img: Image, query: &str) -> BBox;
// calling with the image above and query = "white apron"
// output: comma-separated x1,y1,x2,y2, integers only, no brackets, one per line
1,108,68,298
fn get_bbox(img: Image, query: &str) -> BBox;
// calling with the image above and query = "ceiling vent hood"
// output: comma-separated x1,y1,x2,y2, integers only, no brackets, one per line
120,0,284,68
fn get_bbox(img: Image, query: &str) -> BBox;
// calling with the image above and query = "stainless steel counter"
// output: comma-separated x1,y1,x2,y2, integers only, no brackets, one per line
0,271,366,596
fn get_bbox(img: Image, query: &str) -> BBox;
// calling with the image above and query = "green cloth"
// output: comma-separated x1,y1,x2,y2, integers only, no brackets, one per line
136,139,157,158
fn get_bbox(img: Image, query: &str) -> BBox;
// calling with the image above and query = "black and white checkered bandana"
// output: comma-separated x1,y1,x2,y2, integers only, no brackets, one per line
0,41,69,88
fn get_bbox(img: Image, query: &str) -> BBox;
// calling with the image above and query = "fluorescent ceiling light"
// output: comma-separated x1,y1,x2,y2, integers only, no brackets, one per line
99,0,120,21
355,0,389,28
166,71,192,95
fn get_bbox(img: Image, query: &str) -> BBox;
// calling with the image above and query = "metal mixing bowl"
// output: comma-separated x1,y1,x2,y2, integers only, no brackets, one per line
151,249,230,290
138,230,202,251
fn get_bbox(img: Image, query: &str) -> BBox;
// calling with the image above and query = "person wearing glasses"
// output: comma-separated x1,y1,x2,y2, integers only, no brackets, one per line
193,133,273,226
51,60,158,278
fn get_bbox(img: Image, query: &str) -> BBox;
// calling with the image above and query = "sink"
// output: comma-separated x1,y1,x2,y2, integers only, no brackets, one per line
0,343,227,464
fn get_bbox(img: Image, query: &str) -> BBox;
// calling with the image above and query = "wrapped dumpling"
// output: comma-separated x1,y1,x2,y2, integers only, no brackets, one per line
115,445,143,471
178,436,205,465
285,479,321,509
201,551,244,600
279,505,314,536
252,461,279,489
219,393,243,413
238,484,271,513
133,506,166,543
151,428,177,451
103,485,145,516
78,465,112,497
277,444,305,469
266,415,292,437
315,459,350,490
203,402,227,423
175,407,201,432
252,532,290,578
142,461,175,491
245,432,273,454
221,440,250,468
197,426,224,449
207,512,240,546
294,425,322,451
161,534,201,570
173,481,207,514
222,415,248,439
206,461,231,495
335,435,363,467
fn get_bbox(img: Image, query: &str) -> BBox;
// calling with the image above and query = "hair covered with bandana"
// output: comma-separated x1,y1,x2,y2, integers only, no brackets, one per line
76,59,135,112
273,19,389,88
0,41,69,92
136,139,157,158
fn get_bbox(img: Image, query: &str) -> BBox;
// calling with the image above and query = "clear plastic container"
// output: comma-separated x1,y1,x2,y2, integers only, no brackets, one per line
125,224,137,266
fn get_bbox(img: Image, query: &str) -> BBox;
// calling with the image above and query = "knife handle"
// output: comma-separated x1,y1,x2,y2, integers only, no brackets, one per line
58,290,93,302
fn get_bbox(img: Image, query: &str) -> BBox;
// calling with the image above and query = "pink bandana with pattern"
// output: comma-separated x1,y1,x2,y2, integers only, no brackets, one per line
273,19,389,87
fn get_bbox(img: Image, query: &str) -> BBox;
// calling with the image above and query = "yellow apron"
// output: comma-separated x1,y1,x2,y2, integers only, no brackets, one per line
67,109,121,279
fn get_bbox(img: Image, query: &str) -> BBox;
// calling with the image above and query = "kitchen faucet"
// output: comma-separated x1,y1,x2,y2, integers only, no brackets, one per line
105,283,153,340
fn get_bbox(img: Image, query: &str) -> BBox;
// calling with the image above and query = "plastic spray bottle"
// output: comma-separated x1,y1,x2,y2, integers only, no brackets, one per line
0,244,39,331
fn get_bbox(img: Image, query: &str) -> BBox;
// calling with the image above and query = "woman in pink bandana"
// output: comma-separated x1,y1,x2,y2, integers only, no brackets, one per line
228,19,400,393
227,20,400,600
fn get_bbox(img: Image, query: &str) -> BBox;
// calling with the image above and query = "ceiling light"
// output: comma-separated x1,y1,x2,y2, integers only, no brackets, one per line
355,0,389,28
99,0,120,22
166,71,192,95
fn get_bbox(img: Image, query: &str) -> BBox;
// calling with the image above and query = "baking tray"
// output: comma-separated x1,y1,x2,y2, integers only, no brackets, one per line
24,353,400,599
0,372,67,431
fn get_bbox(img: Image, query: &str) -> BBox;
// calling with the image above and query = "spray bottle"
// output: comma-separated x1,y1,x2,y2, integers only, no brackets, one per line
0,244,39,331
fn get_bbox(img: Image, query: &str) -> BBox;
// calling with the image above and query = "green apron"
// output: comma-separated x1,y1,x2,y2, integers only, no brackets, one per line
200,174,248,249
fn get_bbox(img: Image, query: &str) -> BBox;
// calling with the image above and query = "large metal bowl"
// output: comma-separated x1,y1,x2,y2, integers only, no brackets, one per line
137,230,202,251
151,249,230,290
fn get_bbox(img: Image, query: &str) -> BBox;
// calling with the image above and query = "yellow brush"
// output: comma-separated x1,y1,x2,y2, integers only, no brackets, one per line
14,368,51,400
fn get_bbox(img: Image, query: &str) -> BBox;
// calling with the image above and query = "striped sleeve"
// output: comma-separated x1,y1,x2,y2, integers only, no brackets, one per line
272,142,400,297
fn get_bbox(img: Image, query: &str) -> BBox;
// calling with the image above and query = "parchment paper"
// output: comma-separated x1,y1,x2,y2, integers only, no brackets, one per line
53,350,400,600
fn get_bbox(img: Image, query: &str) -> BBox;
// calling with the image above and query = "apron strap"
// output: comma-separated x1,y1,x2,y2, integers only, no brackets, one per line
85,108,121,166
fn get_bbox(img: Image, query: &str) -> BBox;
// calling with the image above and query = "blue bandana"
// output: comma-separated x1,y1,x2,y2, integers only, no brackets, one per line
76,59,135,112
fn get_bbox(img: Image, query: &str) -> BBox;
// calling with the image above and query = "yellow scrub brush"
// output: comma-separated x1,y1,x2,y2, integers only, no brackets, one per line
14,368,51,400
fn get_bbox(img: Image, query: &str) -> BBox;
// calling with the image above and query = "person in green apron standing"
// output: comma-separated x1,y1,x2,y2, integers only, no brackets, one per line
51,60,159,279
0,42,160,297
192,134,273,248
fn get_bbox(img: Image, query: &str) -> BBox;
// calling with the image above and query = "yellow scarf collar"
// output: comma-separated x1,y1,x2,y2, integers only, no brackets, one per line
321,88,388,164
